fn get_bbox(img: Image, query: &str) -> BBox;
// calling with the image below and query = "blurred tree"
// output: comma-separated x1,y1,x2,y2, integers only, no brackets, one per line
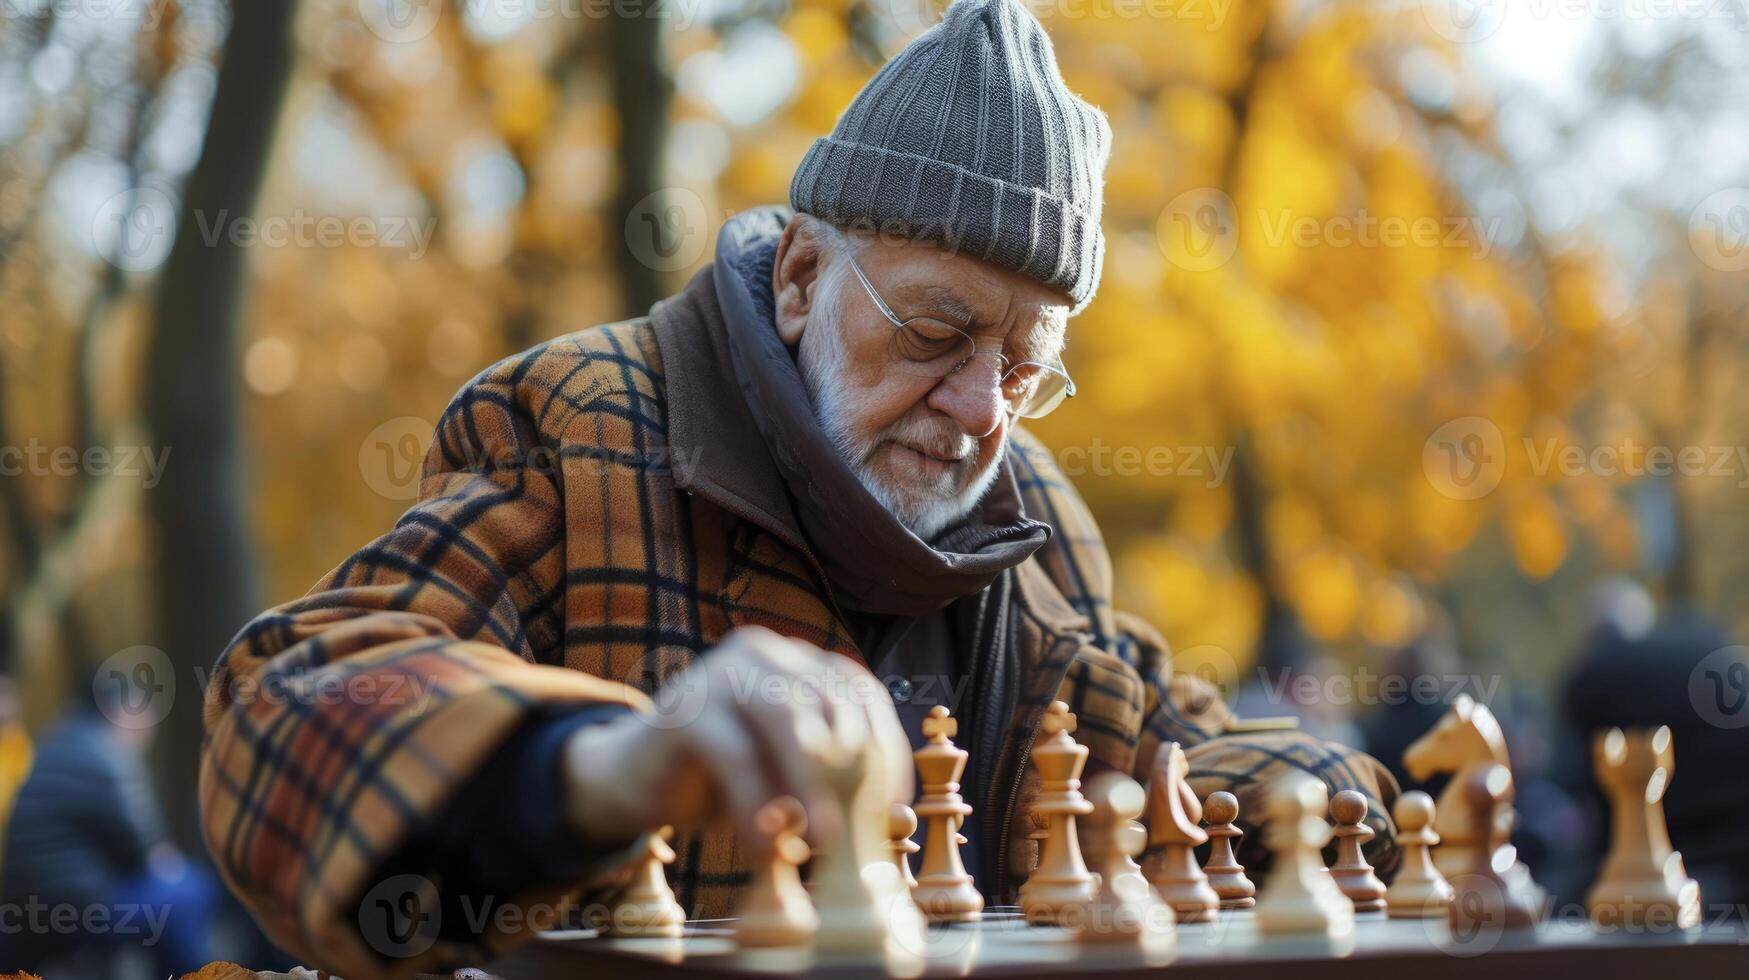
606,0,676,317
145,0,297,848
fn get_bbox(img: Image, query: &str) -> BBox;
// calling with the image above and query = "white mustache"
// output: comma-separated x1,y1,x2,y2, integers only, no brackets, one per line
879,418,978,465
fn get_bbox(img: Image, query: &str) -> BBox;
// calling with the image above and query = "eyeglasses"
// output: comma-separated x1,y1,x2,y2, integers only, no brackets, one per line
845,254,1076,420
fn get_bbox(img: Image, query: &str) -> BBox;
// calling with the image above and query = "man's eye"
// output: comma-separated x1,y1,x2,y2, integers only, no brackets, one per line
893,320,973,362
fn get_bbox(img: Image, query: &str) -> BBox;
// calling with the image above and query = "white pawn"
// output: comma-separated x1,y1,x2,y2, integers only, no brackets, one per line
809,743,890,952
1078,771,1173,944
736,798,818,947
1328,790,1386,913
1254,775,1354,940
607,827,686,937
810,733,923,957
1386,791,1453,918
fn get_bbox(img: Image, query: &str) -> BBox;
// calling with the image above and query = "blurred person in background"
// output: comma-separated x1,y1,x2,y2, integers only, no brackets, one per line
1231,611,1365,749
1362,611,1586,903
1359,612,1462,790
1494,685,1586,904
0,679,32,872
0,682,217,977
1555,590,1749,908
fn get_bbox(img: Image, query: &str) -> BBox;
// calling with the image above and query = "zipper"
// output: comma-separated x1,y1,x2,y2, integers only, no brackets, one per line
989,721,1041,901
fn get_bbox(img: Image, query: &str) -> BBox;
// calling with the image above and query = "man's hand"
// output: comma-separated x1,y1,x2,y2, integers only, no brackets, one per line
561,626,912,852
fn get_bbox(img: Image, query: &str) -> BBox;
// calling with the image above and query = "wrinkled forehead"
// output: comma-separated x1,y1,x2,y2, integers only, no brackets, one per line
862,239,1072,352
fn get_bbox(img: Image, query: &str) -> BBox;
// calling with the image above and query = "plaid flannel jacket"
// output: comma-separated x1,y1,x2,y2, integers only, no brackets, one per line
200,269,1398,978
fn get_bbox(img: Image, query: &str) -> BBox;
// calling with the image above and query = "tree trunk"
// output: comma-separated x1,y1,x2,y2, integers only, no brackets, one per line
142,0,298,852
606,0,675,317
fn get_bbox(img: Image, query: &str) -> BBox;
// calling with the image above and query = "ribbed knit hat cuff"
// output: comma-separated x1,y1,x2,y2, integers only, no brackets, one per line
791,135,1105,314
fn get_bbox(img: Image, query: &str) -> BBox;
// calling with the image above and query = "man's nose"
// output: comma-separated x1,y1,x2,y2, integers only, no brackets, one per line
925,355,1005,439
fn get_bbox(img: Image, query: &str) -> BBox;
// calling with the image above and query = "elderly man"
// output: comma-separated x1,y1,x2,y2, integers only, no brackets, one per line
201,0,1397,975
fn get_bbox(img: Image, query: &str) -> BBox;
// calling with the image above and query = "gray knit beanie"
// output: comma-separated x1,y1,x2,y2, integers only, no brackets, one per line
789,0,1111,313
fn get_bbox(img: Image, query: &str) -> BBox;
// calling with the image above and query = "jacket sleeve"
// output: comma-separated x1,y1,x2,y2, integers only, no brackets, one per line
198,349,651,979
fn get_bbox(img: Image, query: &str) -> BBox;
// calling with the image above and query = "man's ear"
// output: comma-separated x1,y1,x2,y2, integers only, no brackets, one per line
773,215,830,347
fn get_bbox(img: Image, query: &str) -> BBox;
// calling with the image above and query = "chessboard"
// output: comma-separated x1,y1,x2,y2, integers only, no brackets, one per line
484,699,1748,980
488,908,1749,979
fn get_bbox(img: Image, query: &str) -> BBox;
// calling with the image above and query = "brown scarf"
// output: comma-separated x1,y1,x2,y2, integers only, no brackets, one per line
708,206,1050,616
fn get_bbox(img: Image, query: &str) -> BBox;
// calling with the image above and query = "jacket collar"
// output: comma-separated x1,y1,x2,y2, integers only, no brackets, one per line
651,265,812,558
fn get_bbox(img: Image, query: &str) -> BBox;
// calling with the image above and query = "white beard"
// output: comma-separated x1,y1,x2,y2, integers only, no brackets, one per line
797,266,1004,540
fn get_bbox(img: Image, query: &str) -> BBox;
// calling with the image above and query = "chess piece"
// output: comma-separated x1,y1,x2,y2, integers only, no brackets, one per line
1403,694,1509,882
736,798,819,947
1328,790,1386,913
1078,771,1172,943
910,705,982,922
1586,726,1702,930
1385,791,1453,919
607,826,686,937
1254,774,1354,939
888,803,920,890
1447,763,1540,935
1143,743,1219,923
1200,791,1255,910
1018,701,1099,925
811,737,916,953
